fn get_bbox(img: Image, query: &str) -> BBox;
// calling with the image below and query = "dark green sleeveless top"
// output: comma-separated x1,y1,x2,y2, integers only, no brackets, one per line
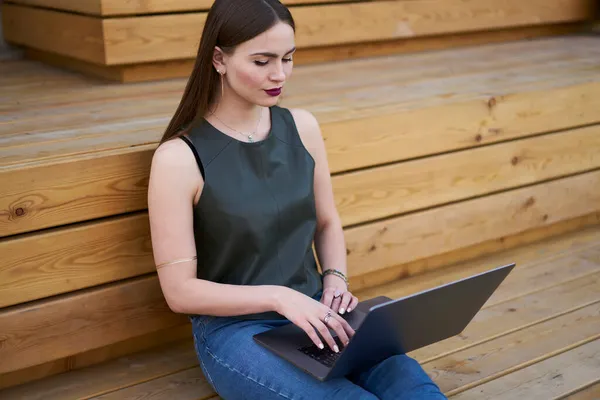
180,105,323,320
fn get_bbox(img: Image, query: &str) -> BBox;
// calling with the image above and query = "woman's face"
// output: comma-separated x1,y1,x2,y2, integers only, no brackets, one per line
218,22,295,107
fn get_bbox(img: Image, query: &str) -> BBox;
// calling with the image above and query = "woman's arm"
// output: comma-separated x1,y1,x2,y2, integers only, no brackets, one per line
148,138,283,316
290,109,359,315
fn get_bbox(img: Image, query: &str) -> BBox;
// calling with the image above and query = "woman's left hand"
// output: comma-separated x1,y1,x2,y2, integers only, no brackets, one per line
320,277,359,315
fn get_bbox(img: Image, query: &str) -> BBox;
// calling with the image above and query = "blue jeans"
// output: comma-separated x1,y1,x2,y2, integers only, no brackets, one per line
190,293,447,400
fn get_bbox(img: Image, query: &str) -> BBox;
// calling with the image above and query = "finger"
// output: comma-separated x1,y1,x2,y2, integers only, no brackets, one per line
331,295,342,314
347,295,359,313
311,317,340,353
298,320,324,350
321,288,335,308
326,317,350,348
338,292,353,314
333,313,355,339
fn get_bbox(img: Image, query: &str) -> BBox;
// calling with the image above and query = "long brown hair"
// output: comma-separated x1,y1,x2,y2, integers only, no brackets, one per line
159,0,295,145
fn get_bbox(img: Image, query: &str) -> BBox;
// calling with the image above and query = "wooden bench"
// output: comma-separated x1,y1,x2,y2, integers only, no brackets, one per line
0,0,593,81
1,1,599,397
1,224,599,399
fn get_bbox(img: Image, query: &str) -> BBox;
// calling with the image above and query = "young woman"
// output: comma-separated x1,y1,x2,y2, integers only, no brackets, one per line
148,0,447,398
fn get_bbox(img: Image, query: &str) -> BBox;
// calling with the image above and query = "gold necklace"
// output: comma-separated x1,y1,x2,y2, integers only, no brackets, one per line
209,107,263,143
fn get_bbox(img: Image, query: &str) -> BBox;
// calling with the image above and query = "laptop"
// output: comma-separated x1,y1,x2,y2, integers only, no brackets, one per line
254,262,515,381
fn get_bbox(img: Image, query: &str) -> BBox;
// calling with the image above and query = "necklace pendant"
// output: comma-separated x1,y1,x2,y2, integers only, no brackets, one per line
248,134,254,143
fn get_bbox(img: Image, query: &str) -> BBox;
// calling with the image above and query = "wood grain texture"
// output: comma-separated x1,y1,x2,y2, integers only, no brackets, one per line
1,4,105,64
449,339,600,399
426,301,600,396
0,276,188,374
0,324,191,390
7,0,349,16
4,0,591,65
344,170,600,277
559,381,600,400
2,148,599,307
334,126,600,227
0,147,153,238
0,213,153,308
21,24,583,83
0,340,198,399
0,172,597,376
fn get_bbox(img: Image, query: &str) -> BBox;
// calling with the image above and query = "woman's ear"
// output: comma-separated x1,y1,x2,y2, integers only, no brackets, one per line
212,46,226,74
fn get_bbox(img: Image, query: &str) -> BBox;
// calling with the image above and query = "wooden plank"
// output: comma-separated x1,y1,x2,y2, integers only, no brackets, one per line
344,170,600,277
3,169,598,312
356,221,600,295
1,4,105,64
0,275,188,375
0,147,153,238
353,212,600,292
414,272,600,363
7,0,349,16
3,37,600,236
0,324,191,389
4,0,590,65
18,23,584,83
91,368,214,400
1,173,598,376
0,213,153,308
100,0,593,65
2,158,599,308
3,232,597,398
424,302,600,395
2,117,599,238
335,126,600,227
559,380,600,400
0,340,199,400
449,339,600,399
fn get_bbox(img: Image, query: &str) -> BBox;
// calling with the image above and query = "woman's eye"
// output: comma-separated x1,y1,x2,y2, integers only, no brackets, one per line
254,60,268,66
283,58,293,63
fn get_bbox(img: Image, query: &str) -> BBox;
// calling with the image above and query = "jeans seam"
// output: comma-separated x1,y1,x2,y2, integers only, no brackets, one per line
193,319,217,389
204,344,293,399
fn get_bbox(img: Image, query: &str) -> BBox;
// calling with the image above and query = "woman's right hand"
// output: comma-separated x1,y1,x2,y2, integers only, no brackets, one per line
273,287,355,353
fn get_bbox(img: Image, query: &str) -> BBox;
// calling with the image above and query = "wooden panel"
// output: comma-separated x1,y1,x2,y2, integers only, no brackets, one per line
3,135,599,306
101,0,593,65
335,126,600,227
93,368,214,400
0,340,198,399
4,0,590,65
7,0,349,16
1,171,597,376
0,324,191,389
1,4,105,64
2,226,598,397
354,213,600,291
562,381,600,400
3,83,600,237
344,170,600,277
0,276,188,374
0,213,153,308
449,338,600,399
22,24,584,83
426,302,600,395
0,147,153,238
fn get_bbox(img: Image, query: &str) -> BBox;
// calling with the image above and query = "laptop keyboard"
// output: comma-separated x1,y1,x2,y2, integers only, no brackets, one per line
298,336,344,367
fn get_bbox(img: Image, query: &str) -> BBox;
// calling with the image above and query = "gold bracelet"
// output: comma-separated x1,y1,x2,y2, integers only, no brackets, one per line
156,256,197,270
322,269,349,287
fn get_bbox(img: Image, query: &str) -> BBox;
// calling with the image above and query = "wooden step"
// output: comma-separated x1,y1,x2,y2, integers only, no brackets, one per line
1,224,598,399
1,0,593,81
2,36,600,237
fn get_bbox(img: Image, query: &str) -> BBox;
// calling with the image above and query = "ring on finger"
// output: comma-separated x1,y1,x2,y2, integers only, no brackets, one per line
333,290,343,299
323,310,332,324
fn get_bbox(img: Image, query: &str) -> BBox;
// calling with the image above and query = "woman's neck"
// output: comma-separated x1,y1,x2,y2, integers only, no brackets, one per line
208,92,264,133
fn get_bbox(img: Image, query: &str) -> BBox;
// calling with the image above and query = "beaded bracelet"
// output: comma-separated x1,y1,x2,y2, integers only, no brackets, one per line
322,269,349,287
